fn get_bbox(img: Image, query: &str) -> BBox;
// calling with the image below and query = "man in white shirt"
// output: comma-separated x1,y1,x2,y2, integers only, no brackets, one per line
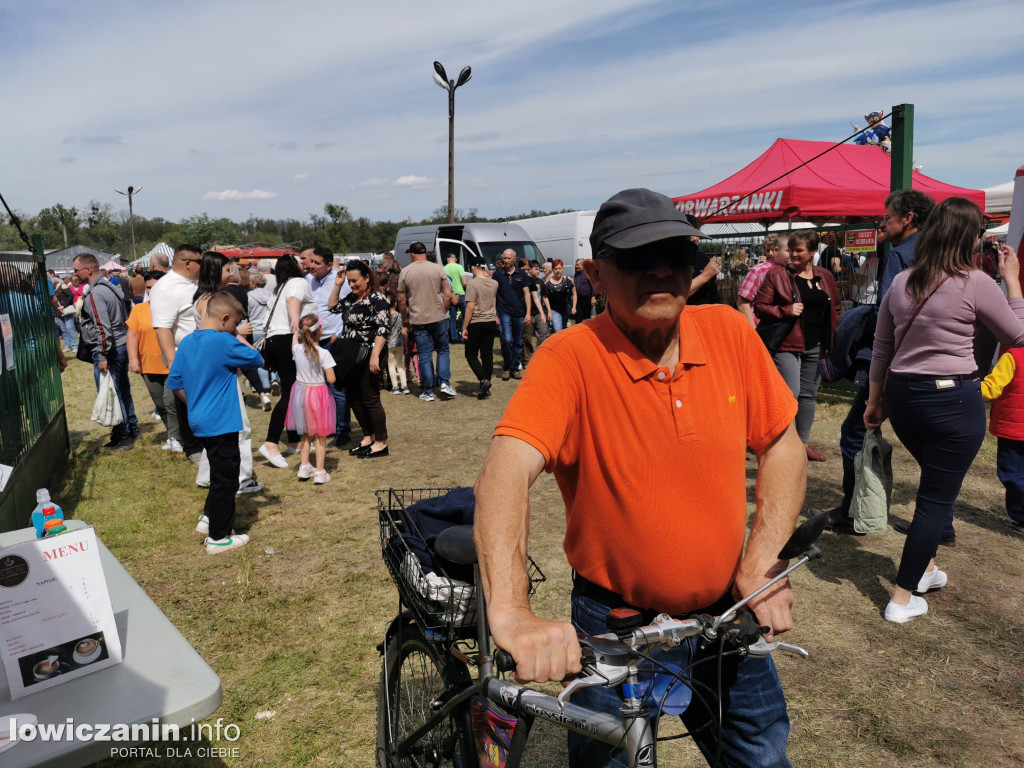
149,244,203,462
305,246,352,445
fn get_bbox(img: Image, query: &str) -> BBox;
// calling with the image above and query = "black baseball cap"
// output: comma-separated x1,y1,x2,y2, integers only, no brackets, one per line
406,242,426,255
589,188,705,252
466,255,486,269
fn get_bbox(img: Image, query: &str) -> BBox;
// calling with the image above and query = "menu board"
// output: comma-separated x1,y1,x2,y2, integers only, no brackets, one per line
0,527,122,700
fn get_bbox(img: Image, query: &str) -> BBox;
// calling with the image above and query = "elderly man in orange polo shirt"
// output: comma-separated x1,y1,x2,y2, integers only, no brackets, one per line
474,188,807,768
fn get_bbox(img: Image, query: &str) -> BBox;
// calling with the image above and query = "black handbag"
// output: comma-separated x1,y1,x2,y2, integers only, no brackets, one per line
331,337,371,386
756,271,800,353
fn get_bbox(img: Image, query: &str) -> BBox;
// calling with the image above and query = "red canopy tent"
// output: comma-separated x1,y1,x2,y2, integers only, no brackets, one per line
673,138,986,225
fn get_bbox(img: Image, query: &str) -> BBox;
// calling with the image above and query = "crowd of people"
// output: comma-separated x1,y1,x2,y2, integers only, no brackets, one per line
48,183,1021,765
53,242,605,552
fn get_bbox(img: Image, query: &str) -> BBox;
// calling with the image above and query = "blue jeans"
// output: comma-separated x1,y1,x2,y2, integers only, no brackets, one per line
498,313,525,373
92,344,138,442
320,338,350,438
448,294,465,342
549,309,566,333
568,589,791,768
886,374,984,590
58,315,78,351
997,437,1024,526
411,320,451,395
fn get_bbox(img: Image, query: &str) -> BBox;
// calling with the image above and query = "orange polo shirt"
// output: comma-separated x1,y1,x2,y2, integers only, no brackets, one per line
126,302,169,375
495,305,796,614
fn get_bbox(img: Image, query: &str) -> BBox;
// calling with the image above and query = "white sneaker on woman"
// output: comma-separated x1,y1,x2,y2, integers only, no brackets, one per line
916,567,947,593
884,595,928,623
313,469,330,485
259,445,289,468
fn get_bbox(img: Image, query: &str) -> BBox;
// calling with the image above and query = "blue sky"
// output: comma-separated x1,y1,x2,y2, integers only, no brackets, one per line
1,0,1021,225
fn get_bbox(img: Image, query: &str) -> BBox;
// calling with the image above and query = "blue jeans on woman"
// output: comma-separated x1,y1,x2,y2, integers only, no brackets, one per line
567,589,791,768
885,374,984,591
548,309,566,333
58,315,78,351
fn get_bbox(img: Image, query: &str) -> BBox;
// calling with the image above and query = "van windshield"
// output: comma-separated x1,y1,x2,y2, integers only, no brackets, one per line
479,242,545,270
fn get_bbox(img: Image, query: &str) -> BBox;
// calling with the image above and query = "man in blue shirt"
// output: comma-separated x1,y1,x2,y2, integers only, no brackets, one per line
492,249,532,380
304,246,352,445
167,292,263,554
827,189,936,535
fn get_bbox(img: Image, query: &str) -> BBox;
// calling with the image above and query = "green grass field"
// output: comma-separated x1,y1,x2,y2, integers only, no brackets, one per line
40,347,1024,768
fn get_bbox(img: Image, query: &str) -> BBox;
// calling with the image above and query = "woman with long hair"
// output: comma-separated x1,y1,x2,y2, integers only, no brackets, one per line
753,231,841,461
329,260,390,458
866,197,1024,623
260,255,317,467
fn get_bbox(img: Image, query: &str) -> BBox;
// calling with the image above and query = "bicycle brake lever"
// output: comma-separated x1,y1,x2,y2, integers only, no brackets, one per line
744,637,810,659
556,662,631,710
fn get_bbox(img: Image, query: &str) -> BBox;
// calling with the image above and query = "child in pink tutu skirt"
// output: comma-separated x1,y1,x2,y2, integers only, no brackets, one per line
286,314,336,484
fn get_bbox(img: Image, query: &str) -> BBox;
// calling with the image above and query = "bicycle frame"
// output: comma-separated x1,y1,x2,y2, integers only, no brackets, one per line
383,567,661,768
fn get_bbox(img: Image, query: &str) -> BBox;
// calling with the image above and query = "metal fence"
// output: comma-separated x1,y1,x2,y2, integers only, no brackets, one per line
0,254,67,523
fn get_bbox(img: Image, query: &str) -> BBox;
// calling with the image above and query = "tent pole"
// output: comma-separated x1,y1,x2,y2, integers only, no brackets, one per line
890,104,914,192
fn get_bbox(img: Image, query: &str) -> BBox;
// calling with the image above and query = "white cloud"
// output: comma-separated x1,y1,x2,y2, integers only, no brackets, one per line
356,177,390,188
292,173,312,184
202,189,279,201
394,175,432,189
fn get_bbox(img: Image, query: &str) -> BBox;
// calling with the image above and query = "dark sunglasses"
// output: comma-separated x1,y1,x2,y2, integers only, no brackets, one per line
594,243,695,272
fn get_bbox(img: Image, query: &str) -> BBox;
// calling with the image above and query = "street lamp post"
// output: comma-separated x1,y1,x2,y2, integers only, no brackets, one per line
115,184,142,262
433,61,472,224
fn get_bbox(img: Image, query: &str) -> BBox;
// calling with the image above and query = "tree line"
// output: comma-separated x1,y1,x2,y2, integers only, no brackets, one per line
0,202,576,259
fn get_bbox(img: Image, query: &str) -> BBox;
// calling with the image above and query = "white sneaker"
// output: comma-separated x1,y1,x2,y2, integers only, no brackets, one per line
313,469,330,484
916,567,947,593
283,446,300,456
439,382,457,398
261,393,272,412
236,479,265,495
152,409,161,421
259,445,289,468
166,438,184,453
884,595,928,623
161,439,172,451
204,533,250,555
297,463,315,480
391,387,401,395
195,515,209,535
419,392,435,402
402,387,410,395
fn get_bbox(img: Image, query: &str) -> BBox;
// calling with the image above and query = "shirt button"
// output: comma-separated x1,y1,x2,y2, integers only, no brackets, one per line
657,372,666,380
675,399,682,408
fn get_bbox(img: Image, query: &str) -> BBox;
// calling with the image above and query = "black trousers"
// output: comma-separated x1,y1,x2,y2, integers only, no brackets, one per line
465,322,499,382
200,432,241,541
265,333,299,445
347,349,388,442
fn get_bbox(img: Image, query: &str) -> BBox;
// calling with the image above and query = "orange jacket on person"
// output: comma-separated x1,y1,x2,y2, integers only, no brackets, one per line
752,264,841,354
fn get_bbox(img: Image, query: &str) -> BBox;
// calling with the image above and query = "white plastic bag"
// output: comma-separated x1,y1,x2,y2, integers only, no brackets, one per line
91,371,124,427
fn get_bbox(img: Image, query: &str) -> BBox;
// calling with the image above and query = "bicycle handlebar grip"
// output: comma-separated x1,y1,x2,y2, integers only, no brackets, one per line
494,649,517,673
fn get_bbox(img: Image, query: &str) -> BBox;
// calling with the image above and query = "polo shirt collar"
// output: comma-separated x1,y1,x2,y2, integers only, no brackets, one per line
598,308,707,382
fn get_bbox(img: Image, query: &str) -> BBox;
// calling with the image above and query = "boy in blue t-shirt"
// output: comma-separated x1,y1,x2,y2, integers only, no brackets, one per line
167,292,263,554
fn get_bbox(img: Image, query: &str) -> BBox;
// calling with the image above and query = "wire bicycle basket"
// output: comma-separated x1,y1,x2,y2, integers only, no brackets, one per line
377,487,544,643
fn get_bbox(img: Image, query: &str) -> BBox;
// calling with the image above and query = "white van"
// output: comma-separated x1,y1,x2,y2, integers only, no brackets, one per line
513,211,596,265
394,222,544,272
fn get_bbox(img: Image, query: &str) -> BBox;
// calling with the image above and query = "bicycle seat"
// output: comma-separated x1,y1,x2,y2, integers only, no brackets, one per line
433,525,477,566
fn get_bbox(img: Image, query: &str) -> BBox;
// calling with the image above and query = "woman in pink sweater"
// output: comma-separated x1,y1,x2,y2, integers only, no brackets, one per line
865,197,1024,623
